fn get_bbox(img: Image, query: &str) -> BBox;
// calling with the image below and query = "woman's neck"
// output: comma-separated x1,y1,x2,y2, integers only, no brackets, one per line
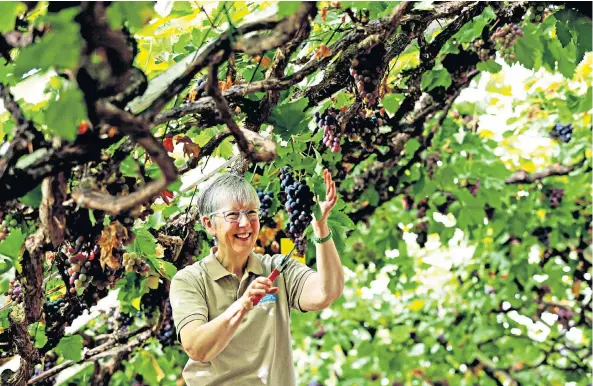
214,247,249,278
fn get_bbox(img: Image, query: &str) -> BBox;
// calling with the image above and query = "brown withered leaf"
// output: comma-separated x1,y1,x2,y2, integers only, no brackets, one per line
315,44,331,59
97,221,128,270
183,142,201,158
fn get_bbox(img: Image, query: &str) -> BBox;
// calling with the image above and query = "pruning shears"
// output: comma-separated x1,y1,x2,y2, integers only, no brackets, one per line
252,244,298,305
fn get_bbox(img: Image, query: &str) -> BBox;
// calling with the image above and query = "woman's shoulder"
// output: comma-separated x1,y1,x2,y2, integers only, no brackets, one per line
171,257,208,283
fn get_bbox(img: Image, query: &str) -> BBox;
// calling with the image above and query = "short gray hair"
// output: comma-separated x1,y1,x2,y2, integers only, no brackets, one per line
196,172,259,221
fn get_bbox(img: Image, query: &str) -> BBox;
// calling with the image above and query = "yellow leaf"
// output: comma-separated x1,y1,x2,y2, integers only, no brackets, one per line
407,299,425,311
536,209,546,221
355,288,363,297
586,147,592,159
147,275,160,289
131,297,141,310
520,159,536,173
584,114,592,132
478,129,495,139
483,237,493,244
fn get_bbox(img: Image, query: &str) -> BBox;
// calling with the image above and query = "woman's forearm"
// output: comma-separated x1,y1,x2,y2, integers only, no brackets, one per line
185,300,248,362
312,221,344,300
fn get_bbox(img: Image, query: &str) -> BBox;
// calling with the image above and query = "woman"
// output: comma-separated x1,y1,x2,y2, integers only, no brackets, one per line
170,169,344,385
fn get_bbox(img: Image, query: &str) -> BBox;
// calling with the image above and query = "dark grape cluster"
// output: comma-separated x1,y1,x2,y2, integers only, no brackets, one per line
0,213,18,241
533,226,552,247
157,299,177,346
117,312,134,333
188,77,207,102
546,188,564,208
280,167,315,255
345,110,384,150
5,279,23,303
530,3,548,23
550,122,573,143
122,252,150,276
315,107,342,152
490,24,524,62
350,44,386,106
257,189,276,228
43,298,67,325
32,351,58,386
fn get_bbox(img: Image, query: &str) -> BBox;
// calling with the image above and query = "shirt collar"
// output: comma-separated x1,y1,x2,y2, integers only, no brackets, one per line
204,247,263,281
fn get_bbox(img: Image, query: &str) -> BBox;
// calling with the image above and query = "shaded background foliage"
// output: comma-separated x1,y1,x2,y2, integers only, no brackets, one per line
0,1,590,386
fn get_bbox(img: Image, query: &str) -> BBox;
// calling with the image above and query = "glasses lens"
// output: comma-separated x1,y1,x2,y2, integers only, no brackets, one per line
223,209,260,222
224,211,241,222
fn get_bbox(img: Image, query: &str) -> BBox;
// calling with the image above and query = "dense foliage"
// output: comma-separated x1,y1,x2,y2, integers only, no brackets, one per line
0,1,590,386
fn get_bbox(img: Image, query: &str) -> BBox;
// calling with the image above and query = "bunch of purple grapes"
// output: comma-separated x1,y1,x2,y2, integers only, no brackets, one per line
490,24,524,62
280,167,315,255
315,108,342,153
6,280,23,303
349,44,386,106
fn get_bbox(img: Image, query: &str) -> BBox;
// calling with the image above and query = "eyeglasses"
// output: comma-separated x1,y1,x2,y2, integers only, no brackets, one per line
209,209,260,223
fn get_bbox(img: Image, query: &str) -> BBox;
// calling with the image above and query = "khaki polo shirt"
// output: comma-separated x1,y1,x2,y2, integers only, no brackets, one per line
169,248,315,386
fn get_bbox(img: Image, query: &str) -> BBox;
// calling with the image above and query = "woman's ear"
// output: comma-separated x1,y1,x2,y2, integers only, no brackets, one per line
202,216,216,237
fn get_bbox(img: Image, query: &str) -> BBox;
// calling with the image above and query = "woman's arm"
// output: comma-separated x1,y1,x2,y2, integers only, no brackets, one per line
298,170,344,311
298,220,344,311
179,277,278,362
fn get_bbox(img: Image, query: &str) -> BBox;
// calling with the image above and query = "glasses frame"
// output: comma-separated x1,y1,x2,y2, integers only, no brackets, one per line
208,208,261,223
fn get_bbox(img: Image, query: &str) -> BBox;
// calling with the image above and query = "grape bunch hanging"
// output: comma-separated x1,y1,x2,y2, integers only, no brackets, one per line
5,280,23,304
547,188,564,208
32,352,58,386
550,122,573,143
157,299,177,347
0,213,17,241
349,43,386,106
315,108,342,153
530,3,548,23
490,24,524,62
345,110,385,150
122,252,150,276
280,167,315,255
257,189,276,228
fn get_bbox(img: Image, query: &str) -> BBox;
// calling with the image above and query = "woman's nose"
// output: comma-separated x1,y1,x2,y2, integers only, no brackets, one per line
238,212,250,226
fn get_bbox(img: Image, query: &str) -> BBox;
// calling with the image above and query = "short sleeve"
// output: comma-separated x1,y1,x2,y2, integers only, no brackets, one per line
169,269,208,342
279,256,315,312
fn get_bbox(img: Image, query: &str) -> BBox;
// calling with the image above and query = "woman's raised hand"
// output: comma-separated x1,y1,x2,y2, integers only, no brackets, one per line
313,169,338,225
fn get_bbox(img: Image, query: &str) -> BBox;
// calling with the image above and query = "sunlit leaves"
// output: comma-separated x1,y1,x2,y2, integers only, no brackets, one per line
13,8,82,79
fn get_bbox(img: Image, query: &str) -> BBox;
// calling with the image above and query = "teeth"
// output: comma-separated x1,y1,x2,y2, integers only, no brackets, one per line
236,233,250,239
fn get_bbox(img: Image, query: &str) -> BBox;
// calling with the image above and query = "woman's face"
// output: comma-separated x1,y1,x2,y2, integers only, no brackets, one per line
208,202,260,257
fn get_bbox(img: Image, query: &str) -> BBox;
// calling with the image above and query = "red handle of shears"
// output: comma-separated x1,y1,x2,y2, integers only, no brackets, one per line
251,268,281,306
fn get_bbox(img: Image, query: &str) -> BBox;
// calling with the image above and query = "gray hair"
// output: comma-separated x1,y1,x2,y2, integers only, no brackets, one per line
196,172,259,223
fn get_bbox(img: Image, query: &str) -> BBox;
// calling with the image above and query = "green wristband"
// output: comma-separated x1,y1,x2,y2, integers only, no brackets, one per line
313,228,333,244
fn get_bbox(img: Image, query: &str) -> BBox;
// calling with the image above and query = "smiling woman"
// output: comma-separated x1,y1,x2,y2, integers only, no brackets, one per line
169,171,344,385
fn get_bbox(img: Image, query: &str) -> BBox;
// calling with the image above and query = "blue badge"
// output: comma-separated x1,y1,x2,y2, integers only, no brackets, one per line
258,293,277,306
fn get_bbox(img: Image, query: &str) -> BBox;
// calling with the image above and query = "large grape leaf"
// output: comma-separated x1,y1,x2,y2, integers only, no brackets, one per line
267,98,309,140
55,335,84,362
